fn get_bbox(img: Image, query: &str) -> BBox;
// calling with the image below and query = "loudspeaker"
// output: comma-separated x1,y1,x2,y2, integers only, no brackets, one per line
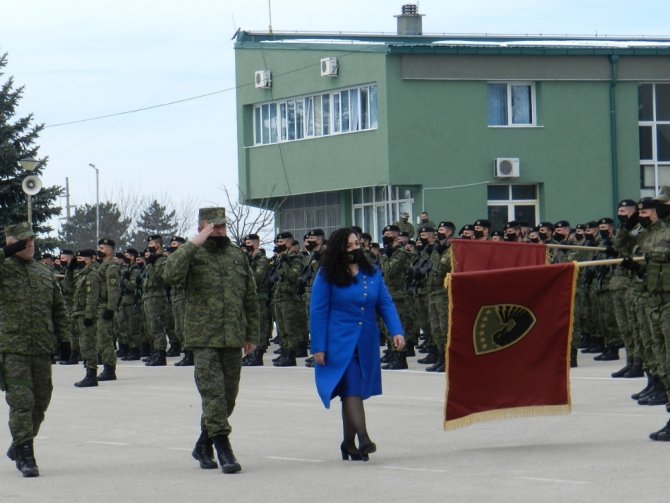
22,175,42,195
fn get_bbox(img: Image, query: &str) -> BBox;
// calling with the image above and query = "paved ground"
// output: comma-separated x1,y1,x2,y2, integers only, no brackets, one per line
2,349,670,503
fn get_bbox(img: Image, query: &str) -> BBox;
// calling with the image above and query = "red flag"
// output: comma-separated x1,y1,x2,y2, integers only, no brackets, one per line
451,239,547,273
444,262,577,430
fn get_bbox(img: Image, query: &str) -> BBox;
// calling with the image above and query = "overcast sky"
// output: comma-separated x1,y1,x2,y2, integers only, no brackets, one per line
2,0,669,235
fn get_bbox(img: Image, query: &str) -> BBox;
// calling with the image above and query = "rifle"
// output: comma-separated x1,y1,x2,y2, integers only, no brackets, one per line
407,253,433,296
296,251,320,300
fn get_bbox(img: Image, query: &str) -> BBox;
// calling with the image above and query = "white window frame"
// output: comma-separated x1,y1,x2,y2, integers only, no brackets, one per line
487,184,540,226
487,82,537,128
352,185,414,241
639,83,670,196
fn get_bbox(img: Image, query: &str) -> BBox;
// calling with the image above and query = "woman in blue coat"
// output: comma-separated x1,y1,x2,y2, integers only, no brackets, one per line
310,228,404,461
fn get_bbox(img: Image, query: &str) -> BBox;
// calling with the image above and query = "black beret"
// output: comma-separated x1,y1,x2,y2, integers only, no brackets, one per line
400,231,410,237
438,221,456,230
383,225,401,233
41,253,54,260
114,252,125,259
474,219,491,228
585,220,598,229
276,231,293,240
461,224,475,232
360,232,372,241
575,224,586,231
77,248,96,258
60,249,75,256
170,236,186,243
308,228,325,237
539,221,554,230
554,220,570,229
98,238,115,247
125,248,139,257
597,217,615,225
619,199,637,208
147,235,162,242
491,230,504,237
243,234,260,241
637,197,656,210
418,226,435,233
504,221,520,230
407,240,416,246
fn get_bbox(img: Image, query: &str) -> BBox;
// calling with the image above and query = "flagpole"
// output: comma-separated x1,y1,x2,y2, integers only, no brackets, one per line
546,243,607,251
574,256,645,267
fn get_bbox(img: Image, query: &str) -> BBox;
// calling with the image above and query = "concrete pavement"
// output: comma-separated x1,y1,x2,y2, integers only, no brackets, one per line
2,350,670,503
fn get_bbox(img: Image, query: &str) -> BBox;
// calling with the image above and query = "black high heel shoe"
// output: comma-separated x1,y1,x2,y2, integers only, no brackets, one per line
358,442,376,461
340,443,364,461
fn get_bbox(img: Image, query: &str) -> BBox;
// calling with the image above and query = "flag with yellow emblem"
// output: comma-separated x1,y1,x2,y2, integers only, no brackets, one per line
451,239,547,273
444,262,577,430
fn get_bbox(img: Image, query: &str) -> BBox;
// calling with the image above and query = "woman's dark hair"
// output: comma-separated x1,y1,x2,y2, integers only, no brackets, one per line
321,227,374,287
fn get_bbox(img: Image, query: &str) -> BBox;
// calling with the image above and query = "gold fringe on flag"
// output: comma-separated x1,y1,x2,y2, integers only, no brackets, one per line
444,404,571,431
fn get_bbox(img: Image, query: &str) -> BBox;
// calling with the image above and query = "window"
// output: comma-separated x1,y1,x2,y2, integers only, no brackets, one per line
351,185,415,241
487,83,535,126
639,84,670,193
252,84,378,145
487,184,539,230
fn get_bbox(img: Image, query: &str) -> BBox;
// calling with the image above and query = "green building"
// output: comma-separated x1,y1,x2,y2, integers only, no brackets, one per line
235,5,670,239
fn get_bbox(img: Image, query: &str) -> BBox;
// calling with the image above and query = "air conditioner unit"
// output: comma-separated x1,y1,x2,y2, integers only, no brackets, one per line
254,70,272,88
320,57,338,77
494,158,520,178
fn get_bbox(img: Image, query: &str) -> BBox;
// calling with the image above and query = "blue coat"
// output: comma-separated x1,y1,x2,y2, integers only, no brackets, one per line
310,267,403,408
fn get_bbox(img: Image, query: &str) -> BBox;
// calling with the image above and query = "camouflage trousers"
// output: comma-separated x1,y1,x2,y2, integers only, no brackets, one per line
574,286,594,337
172,300,185,347
1,353,52,446
611,287,634,355
144,298,168,351
166,303,177,346
428,289,448,348
275,299,308,350
389,295,417,345
76,316,98,370
597,289,621,347
193,347,242,437
96,311,117,367
258,299,272,350
119,304,142,350
415,293,432,346
647,293,669,388
634,291,657,373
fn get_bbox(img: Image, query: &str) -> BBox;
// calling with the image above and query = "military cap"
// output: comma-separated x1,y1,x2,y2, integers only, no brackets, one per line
539,221,554,230
61,249,75,256
4,222,33,240
400,211,409,218
198,207,226,225
504,220,521,230
303,232,310,241
575,224,586,230
77,249,96,258
147,234,163,242
491,230,504,238
125,248,139,257
585,220,598,229
360,232,372,241
554,220,570,229
276,231,293,240
243,234,260,241
407,239,416,246
474,219,491,228
438,221,456,230
382,225,401,233
98,238,115,248
637,197,656,210
400,231,410,238
114,252,125,260
308,228,325,237
618,199,637,208
170,236,186,243
461,224,475,232
418,226,435,233
41,253,54,259
597,217,615,225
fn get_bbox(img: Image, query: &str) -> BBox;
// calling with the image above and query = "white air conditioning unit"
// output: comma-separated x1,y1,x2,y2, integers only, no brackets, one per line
494,158,520,178
320,57,338,77
254,70,272,88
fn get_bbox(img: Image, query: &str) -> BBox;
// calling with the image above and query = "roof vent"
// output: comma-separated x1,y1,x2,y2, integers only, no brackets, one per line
395,4,423,36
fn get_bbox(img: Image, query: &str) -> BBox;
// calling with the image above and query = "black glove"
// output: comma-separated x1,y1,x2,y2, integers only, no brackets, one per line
68,258,77,271
624,211,639,230
2,239,28,258
101,309,114,320
83,318,94,327
604,246,618,258
620,257,641,272
146,254,158,264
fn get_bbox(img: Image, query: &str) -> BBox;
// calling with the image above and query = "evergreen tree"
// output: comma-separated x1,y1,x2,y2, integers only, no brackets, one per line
58,202,132,251
131,199,177,249
0,52,62,243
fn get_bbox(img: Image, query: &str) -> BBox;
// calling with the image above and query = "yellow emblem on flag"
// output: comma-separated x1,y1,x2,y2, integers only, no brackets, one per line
472,304,536,355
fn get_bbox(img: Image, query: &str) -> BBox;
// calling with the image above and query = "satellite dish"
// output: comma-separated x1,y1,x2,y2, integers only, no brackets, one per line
22,175,42,195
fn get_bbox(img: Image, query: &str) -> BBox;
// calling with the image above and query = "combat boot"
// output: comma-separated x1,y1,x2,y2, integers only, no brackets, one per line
611,356,633,377
650,418,670,441
175,350,194,367
142,350,155,363
243,348,264,367
595,345,619,361
417,346,438,364
166,342,182,357
14,441,39,478
212,435,241,473
404,341,416,357
7,444,16,461
146,350,167,366
426,350,445,372
273,349,296,367
638,378,667,406
272,348,287,363
140,342,151,358
632,372,655,400
382,351,408,370
582,338,604,354
122,347,141,361
192,431,218,469
295,341,308,358
623,358,644,378
570,346,578,368
59,349,79,365
74,368,98,387
97,364,117,381
116,343,129,358
577,333,592,349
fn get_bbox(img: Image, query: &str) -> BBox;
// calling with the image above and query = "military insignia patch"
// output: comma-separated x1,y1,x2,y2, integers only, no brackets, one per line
110,278,117,285
472,304,536,355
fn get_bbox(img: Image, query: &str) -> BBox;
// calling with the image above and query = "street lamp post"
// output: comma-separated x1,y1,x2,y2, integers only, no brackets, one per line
18,158,42,225
89,163,99,245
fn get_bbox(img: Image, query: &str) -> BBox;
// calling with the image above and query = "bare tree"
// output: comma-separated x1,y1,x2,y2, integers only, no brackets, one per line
221,185,283,246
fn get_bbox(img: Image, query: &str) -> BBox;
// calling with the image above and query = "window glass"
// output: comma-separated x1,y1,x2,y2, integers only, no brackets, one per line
360,87,369,130
639,84,654,121
639,126,653,160
254,107,261,144
269,103,278,143
487,185,510,200
487,205,508,231
333,93,341,133
341,91,350,132
314,96,322,136
280,103,287,141
287,100,296,140
511,85,532,124
487,84,507,126
305,97,314,137
261,104,270,144
369,85,378,129
296,99,304,139
350,89,359,131
657,84,670,121
511,185,536,199
657,124,670,162
352,189,362,205
514,205,537,227
322,94,330,135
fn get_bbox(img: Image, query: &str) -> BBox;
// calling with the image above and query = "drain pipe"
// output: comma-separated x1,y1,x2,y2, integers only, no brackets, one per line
609,54,620,216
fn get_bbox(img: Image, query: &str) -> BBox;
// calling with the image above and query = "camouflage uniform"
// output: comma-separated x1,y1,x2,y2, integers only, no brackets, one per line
273,249,308,354
119,263,142,356
96,256,121,369
163,238,260,438
380,245,413,341
248,251,272,350
72,261,100,370
142,252,169,353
